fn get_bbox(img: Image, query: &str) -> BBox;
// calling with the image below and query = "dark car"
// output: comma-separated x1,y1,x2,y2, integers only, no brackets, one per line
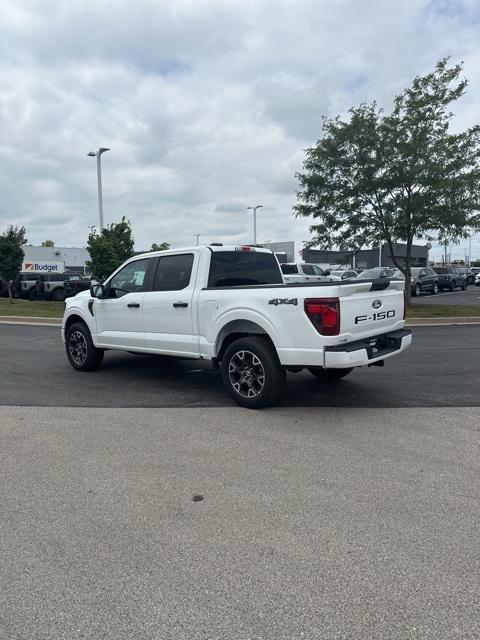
393,267,439,296
432,267,467,291
63,275,92,299
357,267,396,279
457,268,476,285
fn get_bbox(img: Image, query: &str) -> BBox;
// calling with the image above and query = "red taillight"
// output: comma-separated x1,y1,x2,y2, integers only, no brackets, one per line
304,298,340,336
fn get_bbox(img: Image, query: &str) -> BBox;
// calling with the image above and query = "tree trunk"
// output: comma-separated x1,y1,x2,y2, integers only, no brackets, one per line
404,237,413,306
7,281,14,304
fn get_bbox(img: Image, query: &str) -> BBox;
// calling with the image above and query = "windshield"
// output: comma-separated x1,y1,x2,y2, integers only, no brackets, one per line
433,267,450,274
360,268,391,279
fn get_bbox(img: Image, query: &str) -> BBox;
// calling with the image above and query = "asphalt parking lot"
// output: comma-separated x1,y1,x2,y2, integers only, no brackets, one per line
0,323,479,408
411,283,480,305
1,323,479,639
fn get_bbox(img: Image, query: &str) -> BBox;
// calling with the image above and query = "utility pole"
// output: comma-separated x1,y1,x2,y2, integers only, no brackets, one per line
87,147,110,232
246,205,263,244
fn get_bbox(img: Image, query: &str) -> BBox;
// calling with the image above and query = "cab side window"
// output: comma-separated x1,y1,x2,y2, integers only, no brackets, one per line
108,259,149,298
311,265,325,276
152,254,194,291
302,265,315,275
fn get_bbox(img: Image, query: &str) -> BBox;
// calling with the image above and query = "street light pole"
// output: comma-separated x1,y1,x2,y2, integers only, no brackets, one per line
246,205,263,244
194,234,201,245
87,147,110,232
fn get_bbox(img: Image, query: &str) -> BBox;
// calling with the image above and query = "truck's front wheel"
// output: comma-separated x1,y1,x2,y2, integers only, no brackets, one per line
66,322,104,371
308,367,353,382
220,337,286,408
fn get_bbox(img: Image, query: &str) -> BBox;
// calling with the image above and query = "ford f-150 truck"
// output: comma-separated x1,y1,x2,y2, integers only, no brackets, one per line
62,245,411,408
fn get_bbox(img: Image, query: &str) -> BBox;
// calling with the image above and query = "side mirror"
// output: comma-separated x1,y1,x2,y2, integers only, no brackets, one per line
90,283,105,298
324,270,330,276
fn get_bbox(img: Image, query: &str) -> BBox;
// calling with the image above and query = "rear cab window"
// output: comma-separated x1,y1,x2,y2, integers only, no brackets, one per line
280,264,298,275
208,251,283,287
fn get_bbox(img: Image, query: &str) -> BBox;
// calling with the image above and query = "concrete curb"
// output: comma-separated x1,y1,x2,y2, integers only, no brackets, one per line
406,317,480,326
1,315,479,329
0,315,62,326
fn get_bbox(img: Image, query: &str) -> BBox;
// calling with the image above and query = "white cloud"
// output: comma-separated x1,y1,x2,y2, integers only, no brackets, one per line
0,0,479,259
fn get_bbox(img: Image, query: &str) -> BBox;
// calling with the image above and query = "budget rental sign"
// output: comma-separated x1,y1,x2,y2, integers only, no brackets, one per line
22,261,65,273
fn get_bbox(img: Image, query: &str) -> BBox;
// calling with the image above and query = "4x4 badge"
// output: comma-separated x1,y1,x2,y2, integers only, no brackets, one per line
269,298,298,306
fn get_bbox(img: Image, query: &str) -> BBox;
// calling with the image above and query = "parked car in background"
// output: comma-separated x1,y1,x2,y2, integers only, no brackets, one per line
0,278,8,297
63,275,92,299
475,271,480,286
15,272,86,301
457,268,476,285
432,267,467,291
280,263,331,284
329,269,360,281
393,267,439,296
357,267,396,280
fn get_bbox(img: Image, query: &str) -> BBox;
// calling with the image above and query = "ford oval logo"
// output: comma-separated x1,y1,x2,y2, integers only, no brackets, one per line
372,299,382,309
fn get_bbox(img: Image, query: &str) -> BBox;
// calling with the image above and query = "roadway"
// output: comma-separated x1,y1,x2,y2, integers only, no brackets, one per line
0,323,479,408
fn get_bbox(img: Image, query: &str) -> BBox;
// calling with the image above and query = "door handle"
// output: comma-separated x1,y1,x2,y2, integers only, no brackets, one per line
127,302,141,308
173,302,188,308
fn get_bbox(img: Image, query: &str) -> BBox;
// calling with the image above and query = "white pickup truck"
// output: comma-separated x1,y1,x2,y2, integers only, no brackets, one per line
280,262,331,284
62,245,411,408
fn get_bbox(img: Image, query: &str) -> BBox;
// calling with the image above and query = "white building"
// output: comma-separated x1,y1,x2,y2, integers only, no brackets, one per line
22,246,89,273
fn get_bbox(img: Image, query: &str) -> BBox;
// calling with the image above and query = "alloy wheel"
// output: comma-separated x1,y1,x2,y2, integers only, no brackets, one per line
68,330,88,365
228,350,265,398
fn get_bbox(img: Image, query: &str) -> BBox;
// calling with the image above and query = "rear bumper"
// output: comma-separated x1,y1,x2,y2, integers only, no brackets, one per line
324,329,412,368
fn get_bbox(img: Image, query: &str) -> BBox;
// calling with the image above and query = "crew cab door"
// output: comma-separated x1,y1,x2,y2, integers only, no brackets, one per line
94,258,151,349
142,252,198,357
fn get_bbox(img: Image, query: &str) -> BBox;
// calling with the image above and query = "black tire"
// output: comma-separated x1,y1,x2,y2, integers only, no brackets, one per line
414,283,421,297
449,281,455,292
432,283,439,295
308,367,353,382
220,336,286,408
461,282,467,290
52,287,65,301
65,322,104,371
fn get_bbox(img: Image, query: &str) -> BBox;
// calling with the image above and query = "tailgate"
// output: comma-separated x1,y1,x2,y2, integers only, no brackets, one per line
338,279,405,340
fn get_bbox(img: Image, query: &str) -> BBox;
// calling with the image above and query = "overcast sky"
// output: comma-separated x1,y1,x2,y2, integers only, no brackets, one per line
1,0,479,261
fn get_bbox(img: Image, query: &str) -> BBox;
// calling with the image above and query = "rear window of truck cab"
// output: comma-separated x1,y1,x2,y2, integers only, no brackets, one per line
208,251,283,287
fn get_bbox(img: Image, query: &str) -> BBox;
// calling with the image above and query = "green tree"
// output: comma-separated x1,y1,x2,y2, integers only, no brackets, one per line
6,225,27,245
295,59,480,301
86,217,134,281
0,229,25,303
150,242,170,252
41,240,55,247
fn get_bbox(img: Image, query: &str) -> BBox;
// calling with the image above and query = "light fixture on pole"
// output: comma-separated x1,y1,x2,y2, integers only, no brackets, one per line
87,147,110,232
194,234,201,246
246,205,263,244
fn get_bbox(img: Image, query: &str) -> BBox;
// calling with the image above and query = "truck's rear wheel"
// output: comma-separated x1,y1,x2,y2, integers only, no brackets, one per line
52,287,65,301
220,337,286,408
66,322,104,371
308,367,353,382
